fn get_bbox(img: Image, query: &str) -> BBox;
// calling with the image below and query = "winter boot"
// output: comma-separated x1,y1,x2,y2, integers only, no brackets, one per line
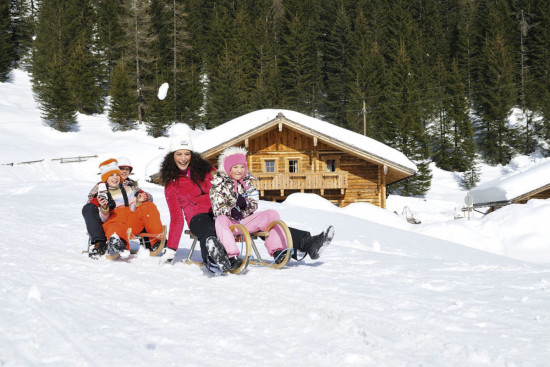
229,256,243,271
304,225,334,260
205,236,231,273
159,247,176,265
272,249,288,264
106,235,126,259
92,240,107,256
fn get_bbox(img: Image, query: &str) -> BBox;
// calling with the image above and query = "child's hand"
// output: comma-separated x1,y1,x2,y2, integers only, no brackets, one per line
236,194,247,209
137,190,148,203
98,196,108,210
231,208,243,221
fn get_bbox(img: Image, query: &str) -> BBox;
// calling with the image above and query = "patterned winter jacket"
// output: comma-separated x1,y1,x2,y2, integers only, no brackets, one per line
86,178,153,204
209,171,259,219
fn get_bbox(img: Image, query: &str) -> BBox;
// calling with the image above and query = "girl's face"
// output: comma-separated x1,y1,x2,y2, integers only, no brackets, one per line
174,150,192,170
119,166,131,180
230,164,246,180
107,173,121,188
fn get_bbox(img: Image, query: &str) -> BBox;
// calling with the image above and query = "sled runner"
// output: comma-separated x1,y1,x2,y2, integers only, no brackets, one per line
183,220,293,272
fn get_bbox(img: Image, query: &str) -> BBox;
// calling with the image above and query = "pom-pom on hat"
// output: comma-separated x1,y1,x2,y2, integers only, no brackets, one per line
99,158,122,182
169,124,194,152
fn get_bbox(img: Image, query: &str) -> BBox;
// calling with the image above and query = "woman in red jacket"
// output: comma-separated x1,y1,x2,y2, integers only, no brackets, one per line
158,133,231,273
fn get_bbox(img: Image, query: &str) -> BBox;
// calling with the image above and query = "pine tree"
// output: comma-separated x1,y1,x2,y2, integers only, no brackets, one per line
449,0,477,105
108,58,137,130
430,57,454,170
35,51,77,131
386,42,432,196
526,0,550,154
279,5,322,115
473,2,517,166
322,1,353,128
118,0,158,125
346,9,387,138
31,0,77,131
203,6,250,127
447,59,477,173
0,0,13,81
145,62,172,137
95,0,125,87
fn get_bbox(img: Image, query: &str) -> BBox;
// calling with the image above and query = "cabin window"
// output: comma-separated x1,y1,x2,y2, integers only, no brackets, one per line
265,160,275,173
288,160,299,173
326,159,336,172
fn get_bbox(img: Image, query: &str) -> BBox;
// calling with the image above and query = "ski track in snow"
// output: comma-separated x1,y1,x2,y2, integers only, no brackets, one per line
1,180,549,366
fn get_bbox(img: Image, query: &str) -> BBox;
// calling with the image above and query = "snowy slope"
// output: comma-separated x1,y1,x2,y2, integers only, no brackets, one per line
1,70,550,366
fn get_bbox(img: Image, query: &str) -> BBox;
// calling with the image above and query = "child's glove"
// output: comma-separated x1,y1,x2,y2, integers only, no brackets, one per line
236,194,247,210
231,207,243,221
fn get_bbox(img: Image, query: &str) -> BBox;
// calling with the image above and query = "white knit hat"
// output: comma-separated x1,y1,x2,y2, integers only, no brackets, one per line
117,156,132,171
169,124,194,152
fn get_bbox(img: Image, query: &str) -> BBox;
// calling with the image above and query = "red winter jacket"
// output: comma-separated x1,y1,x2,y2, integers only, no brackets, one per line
164,168,216,250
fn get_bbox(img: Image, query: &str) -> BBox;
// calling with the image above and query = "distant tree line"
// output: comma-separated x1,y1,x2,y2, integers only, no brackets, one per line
2,0,550,195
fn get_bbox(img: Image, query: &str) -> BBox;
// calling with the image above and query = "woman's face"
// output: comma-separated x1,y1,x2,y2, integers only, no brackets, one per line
173,150,192,170
230,164,246,180
107,173,121,188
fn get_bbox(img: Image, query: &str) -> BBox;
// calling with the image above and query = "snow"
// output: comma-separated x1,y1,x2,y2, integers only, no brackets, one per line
1,69,550,366
191,109,418,172
467,158,550,206
157,83,169,101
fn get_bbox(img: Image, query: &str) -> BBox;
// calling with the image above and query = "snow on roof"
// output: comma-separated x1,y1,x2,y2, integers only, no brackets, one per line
192,109,417,172
467,159,550,206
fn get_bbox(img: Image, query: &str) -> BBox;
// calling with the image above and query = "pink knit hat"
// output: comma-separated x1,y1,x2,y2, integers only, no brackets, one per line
218,146,249,192
224,153,247,176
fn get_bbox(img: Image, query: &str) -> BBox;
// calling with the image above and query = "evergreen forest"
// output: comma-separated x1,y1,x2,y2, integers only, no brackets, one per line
2,0,550,195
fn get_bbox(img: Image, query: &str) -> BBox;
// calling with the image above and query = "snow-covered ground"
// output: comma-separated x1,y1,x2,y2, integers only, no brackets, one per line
1,70,549,366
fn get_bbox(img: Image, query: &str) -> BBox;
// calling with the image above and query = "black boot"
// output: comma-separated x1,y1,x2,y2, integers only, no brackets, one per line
93,240,107,256
205,236,231,272
272,250,288,264
107,235,126,257
302,226,334,260
229,256,243,270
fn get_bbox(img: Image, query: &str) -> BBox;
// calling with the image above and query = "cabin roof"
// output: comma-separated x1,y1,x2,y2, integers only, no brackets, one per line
192,109,417,176
467,159,550,207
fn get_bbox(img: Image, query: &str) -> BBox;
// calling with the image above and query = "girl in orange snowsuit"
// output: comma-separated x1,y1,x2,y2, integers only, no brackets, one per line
94,158,162,250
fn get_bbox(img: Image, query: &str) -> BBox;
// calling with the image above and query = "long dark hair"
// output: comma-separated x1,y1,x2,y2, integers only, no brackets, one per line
159,151,213,186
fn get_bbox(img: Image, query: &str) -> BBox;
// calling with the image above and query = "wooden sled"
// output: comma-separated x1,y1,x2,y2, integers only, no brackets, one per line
184,220,293,272
126,225,167,257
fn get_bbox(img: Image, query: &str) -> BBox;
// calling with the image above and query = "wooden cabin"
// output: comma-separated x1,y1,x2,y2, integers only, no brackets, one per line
467,159,550,213
193,110,416,208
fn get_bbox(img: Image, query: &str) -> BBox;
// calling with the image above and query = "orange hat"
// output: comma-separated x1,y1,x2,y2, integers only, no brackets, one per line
99,158,122,182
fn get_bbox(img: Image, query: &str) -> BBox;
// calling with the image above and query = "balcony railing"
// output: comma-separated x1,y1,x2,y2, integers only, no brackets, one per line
254,172,348,195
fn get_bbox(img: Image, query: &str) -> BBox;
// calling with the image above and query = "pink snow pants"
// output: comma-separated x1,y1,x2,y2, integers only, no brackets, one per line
215,209,287,257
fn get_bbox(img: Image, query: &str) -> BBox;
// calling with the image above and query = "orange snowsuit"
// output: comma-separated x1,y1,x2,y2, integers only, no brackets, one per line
98,185,162,249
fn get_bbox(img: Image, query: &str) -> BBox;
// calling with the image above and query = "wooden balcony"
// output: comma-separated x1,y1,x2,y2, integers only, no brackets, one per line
254,172,348,196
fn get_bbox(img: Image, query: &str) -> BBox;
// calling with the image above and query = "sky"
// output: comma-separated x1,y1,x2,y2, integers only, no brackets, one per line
1,69,549,366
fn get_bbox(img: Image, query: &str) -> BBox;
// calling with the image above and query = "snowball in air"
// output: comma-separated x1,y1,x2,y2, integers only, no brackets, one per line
157,83,169,100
